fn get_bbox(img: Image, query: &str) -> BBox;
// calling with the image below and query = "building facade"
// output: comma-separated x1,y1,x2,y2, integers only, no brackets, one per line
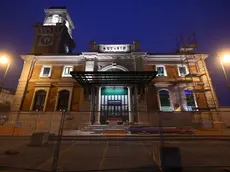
11,7,220,126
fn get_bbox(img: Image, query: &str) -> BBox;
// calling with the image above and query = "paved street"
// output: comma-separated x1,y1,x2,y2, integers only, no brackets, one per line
0,138,230,171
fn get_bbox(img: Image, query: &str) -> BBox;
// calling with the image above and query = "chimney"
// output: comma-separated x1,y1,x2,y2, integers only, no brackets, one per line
88,41,97,52
133,40,140,51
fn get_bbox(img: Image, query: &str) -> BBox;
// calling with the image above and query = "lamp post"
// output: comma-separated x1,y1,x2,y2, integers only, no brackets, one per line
0,56,11,94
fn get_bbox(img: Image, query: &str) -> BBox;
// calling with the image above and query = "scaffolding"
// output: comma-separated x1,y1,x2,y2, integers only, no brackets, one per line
176,33,219,128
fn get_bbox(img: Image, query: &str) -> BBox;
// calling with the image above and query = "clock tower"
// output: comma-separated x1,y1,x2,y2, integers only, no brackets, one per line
30,7,75,54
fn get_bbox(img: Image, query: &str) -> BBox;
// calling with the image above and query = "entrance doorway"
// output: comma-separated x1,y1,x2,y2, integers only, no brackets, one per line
100,87,129,124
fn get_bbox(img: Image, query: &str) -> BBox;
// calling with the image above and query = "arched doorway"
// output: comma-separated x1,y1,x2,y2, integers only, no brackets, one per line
158,90,172,111
33,90,46,111
57,90,70,111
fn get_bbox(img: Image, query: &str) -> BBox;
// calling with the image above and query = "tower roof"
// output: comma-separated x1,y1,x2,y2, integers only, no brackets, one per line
48,6,67,9
44,7,75,29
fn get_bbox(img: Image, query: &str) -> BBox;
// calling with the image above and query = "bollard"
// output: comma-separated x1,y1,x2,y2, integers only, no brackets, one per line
160,146,182,172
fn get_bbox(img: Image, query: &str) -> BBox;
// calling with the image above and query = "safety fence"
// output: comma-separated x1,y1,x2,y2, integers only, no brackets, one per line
0,110,229,136
0,110,230,171
0,112,61,136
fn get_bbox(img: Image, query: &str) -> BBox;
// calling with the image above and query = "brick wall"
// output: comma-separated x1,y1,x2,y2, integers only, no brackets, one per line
51,66,63,79
166,65,178,78
144,65,155,71
147,86,159,125
21,83,35,111
71,87,84,111
73,64,85,110
31,66,42,79
188,64,197,73
20,63,86,111
147,86,159,111
31,31,62,54
46,83,58,111
195,93,208,108
30,64,85,80
74,65,85,71
144,64,198,78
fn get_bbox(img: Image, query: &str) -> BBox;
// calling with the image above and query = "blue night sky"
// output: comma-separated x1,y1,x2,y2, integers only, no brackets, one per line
0,0,229,106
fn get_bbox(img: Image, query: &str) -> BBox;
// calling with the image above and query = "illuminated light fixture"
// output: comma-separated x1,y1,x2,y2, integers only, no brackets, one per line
222,54,230,63
0,56,9,64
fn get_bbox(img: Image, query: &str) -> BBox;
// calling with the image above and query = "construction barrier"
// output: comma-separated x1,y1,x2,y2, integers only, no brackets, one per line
0,125,24,135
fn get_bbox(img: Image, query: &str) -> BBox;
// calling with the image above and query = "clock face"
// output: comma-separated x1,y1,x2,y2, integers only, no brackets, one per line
39,35,53,46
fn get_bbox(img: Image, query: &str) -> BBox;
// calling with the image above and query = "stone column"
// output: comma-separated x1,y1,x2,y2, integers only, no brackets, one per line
91,87,96,124
172,85,187,111
134,86,138,123
85,59,95,124
85,60,94,72
137,86,149,125
84,87,92,125
95,87,101,124
11,55,35,111
128,86,132,123
179,87,187,111
147,85,159,126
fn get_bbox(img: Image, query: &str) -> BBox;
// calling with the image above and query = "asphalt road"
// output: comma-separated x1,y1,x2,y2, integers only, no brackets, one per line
0,138,230,172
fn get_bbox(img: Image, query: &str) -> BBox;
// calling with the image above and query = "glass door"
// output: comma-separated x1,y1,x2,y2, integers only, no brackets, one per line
100,87,129,124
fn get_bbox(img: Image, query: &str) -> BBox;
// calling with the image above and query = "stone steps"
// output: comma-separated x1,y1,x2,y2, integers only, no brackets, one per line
81,124,129,134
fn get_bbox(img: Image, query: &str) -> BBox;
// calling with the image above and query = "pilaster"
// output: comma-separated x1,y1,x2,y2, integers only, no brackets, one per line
11,55,35,111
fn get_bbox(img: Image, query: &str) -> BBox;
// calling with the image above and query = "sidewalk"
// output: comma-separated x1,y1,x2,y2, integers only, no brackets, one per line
61,128,230,137
1,127,230,137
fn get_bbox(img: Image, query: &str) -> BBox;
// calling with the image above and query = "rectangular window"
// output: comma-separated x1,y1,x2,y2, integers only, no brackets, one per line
62,65,73,77
40,66,52,77
156,65,167,76
178,65,188,76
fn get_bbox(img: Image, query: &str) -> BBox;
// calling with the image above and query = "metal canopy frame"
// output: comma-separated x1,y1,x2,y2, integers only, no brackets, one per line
70,71,158,86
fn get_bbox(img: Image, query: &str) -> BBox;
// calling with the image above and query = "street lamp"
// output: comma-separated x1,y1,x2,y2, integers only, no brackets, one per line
219,53,230,89
0,56,11,93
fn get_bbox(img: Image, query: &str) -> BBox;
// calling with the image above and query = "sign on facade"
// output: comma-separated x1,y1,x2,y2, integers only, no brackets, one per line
99,44,130,52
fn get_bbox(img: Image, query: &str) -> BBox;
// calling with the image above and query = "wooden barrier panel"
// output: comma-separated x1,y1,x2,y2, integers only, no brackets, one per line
158,112,194,127
152,144,161,167
0,126,24,135
103,129,127,137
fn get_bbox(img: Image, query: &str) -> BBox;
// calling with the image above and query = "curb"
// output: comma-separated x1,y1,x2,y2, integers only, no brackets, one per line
1,134,230,140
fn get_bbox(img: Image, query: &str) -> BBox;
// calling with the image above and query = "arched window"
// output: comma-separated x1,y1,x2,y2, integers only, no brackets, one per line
184,90,196,111
33,90,47,111
159,90,172,111
100,65,128,72
57,90,70,111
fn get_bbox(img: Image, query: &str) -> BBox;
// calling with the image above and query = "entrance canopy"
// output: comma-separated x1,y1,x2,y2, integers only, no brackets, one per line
70,71,157,86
